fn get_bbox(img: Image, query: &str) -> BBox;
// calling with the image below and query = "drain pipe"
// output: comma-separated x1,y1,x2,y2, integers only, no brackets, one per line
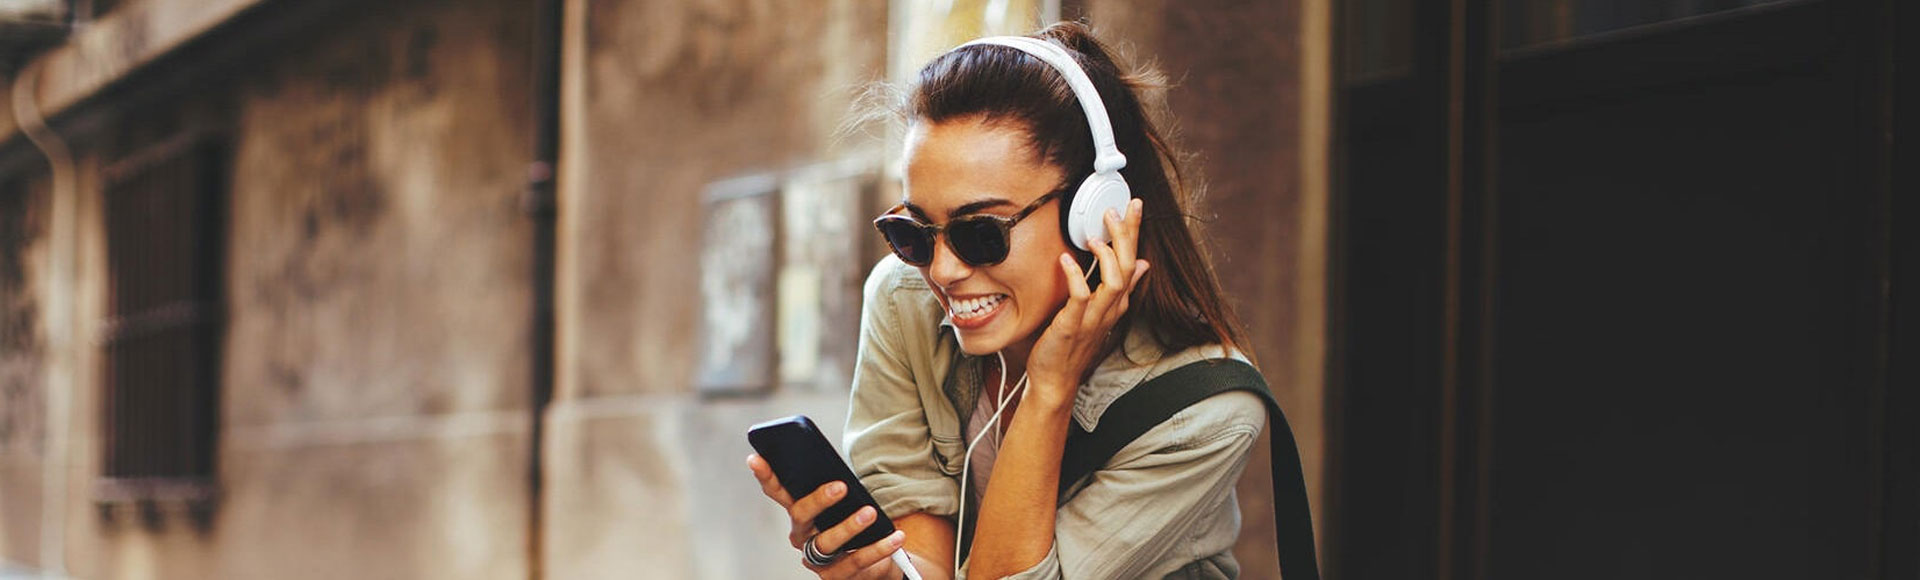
523,0,563,576
12,57,77,580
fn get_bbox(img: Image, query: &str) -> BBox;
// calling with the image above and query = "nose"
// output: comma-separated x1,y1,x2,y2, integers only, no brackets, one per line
925,232,973,289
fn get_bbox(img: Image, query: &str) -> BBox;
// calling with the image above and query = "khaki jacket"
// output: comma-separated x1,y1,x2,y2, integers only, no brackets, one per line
844,256,1267,579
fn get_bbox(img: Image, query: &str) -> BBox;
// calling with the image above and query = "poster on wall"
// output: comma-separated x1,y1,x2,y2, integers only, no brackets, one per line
695,174,779,395
777,159,876,393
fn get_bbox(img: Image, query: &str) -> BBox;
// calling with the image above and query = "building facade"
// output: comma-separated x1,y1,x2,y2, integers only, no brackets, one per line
0,0,1332,578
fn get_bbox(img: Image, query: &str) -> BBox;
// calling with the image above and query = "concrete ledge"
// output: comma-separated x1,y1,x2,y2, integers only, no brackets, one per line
0,559,72,579
0,563,66,579
543,391,849,580
0,0,270,144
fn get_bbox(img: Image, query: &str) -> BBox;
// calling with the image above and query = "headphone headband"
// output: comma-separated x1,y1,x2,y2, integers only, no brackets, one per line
958,36,1128,174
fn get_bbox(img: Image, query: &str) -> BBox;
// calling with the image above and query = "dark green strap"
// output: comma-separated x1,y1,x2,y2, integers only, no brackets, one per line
1058,359,1321,580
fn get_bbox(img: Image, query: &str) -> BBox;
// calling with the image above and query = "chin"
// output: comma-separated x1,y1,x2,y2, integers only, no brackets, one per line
952,329,1011,357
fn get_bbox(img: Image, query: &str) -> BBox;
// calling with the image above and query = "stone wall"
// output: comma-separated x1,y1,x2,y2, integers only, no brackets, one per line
1,0,540,576
207,0,536,576
0,172,49,568
546,0,889,576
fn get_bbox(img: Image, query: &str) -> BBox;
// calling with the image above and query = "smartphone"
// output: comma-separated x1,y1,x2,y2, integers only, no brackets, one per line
747,415,898,551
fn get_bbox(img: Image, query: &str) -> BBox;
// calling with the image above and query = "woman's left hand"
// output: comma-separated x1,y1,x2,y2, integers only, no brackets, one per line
1026,198,1149,408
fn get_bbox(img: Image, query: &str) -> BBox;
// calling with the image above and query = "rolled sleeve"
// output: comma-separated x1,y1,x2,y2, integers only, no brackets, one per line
844,257,961,519
981,544,1060,580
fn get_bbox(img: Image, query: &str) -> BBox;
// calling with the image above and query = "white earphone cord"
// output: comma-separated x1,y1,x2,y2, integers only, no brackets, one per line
948,261,1096,576
955,350,1027,577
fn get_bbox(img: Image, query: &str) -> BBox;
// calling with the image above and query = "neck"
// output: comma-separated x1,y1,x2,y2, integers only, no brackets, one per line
998,338,1034,382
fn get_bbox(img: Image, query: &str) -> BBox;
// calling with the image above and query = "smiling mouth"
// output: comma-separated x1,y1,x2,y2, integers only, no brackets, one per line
950,294,1008,322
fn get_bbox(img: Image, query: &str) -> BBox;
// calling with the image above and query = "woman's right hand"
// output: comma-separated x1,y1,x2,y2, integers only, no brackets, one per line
747,453,911,579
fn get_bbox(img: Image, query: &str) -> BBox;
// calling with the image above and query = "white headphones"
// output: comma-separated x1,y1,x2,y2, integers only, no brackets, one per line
957,36,1132,252
934,37,1130,575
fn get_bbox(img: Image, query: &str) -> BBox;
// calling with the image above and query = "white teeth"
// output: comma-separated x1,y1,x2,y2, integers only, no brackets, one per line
952,294,1006,320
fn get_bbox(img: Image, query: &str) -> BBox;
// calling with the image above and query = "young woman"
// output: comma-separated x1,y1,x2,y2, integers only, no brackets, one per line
748,22,1268,579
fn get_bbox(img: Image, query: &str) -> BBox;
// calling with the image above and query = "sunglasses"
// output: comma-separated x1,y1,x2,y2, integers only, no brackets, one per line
873,192,1061,267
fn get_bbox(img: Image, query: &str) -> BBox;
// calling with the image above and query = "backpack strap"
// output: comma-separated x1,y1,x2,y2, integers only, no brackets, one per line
1058,358,1321,580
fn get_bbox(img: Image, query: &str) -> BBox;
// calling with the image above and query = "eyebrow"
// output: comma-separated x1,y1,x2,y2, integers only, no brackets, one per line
899,198,1017,221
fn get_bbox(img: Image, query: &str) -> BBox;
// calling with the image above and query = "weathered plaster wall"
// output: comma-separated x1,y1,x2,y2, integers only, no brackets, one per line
8,0,541,577
549,0,889,577
210,0,536,577
0,173,49,567
559,0,885,400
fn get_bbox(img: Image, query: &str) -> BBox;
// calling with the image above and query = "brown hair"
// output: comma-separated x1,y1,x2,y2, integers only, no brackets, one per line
904,22,1251,365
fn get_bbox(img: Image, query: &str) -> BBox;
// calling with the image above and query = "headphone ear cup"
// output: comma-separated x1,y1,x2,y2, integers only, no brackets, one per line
1066,172,1132,251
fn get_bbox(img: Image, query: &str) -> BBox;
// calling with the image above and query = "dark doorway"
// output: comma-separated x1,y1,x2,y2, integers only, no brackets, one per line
1328,1,1913,578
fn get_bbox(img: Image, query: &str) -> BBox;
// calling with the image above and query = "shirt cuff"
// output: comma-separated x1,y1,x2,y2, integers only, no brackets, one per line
868,473,960,520
959,543,1061,580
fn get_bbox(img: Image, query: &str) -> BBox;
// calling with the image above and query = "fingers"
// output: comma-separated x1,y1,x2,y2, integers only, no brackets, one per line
787,480,848,548
1085,204,1150,327
1089,233,1125,305
1129,259,1150,291
752,461,909,580
1119,200,1145,296
816,531,908,579
1106,199,1142,274
1058,253,1091,316
1094,199,1145,291
812,505,879,554
747,454,795,508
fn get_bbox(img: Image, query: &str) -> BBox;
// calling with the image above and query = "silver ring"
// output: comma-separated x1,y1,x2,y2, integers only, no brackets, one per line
802,535,840,567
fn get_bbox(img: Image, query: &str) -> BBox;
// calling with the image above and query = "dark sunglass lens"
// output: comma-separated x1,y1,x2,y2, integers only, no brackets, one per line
948,219,1009,265
877,219,934,265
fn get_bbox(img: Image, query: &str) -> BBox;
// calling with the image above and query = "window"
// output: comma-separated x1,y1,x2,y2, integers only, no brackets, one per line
692,162,880,396
96,135,226,506
1,178,44,457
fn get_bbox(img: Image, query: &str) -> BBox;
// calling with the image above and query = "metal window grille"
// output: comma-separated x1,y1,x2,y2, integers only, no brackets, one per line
97,135,225,502
2,178,41,456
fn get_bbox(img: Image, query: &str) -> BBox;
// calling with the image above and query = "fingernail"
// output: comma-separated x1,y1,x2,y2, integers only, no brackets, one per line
888,530,906,547
857,507,875,524
829,481,846,497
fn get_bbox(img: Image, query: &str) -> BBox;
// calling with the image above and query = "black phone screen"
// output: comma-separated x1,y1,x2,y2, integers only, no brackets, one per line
747,415,897,550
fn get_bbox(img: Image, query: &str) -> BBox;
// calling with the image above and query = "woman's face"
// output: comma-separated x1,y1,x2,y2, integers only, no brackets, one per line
900,117,1072,358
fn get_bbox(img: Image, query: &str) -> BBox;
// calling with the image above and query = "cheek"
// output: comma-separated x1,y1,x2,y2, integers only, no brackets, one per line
999,211,1074,316
1005,253,1070,315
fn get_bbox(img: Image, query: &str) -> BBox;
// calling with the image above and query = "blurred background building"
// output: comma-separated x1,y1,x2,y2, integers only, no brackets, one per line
0,0,1908,579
